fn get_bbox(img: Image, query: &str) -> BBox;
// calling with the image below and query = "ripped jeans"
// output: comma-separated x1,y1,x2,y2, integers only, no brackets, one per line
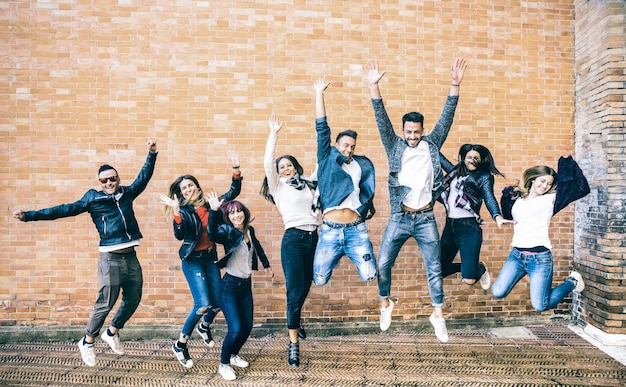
313,220,377,286
181,250,221,338
378,211,444,306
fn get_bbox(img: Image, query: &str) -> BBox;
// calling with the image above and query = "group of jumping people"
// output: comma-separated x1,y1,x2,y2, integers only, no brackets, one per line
13,58,590,381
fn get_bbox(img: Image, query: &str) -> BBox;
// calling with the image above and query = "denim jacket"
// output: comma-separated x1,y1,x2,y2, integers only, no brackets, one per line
315,117,376,221
22,151,157,247
500,156,590,220
439,153,502,222
371,96,459,214
173,175,242,260
208,208,270,270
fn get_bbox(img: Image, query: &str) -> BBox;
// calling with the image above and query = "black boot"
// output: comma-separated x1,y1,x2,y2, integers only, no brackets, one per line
297,321,307,340
288,342,300,367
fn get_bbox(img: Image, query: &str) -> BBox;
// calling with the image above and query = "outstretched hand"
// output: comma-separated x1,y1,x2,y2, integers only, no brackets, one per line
12,210,25,221
159,194,180,210
450,58,467,85
206,191,223,211
366,60,387,86
269,114,283,135
314,78,330,94
495,215,516,229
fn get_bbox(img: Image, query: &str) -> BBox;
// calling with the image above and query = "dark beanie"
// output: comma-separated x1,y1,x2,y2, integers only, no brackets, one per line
98,164,118,175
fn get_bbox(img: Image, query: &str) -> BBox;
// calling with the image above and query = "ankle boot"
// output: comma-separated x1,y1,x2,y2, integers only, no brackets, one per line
288,342,300,367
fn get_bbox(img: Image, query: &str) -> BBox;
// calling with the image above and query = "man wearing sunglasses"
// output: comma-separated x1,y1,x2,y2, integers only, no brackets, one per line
13,139,158,367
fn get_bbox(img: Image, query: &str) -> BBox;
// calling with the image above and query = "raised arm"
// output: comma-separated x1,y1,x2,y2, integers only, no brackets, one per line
367,59,387,100
449,58,467,96
264,114,282,193
126,138,158,198
314,78,333,161
315,78,330,119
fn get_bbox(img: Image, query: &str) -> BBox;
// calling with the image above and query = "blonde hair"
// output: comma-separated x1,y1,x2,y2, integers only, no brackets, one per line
513,165,557,199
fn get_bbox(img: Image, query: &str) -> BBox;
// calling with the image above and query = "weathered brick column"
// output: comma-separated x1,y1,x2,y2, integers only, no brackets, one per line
574,0,626,334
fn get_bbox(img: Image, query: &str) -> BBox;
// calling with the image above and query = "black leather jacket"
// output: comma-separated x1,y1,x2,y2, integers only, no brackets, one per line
173,175,242,260
208,208,270,271
440,153,502,221
22,152,157,247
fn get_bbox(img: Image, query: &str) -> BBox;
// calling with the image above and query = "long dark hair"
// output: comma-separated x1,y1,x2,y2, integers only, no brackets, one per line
453,144,504,178
220,200,253,232
260,155,305,204
163,175,206,218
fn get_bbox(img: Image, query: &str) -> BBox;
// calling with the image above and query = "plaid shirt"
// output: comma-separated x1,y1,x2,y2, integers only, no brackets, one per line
440,172,483,224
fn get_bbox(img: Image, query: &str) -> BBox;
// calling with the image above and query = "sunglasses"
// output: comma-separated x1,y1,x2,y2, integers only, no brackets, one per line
99,176,119,184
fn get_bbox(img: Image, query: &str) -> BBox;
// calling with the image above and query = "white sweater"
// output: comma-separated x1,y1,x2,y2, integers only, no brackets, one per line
264,132,318,230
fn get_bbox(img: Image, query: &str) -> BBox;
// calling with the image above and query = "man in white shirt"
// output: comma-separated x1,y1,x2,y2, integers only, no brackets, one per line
367,59,467,342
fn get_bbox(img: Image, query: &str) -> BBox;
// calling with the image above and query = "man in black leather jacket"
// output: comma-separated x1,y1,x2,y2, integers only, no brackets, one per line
13,139,157,367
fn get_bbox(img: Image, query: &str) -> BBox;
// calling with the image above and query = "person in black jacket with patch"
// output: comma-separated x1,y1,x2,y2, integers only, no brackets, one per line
13,139,157,367
206,194,273,381
439,144,513,290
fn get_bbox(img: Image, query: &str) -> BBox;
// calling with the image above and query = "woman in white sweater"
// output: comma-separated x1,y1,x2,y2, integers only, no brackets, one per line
260,114,319,368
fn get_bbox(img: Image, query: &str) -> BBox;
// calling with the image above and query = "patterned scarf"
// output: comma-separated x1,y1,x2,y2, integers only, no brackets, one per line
285,173,317,191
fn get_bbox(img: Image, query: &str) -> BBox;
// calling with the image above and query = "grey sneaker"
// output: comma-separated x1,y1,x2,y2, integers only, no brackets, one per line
379,299,394,331
229,354,249,368
569,271,585,293
101,331,124,355
78,338,97,367
219,364,236,381
172,343,193,368
479,263,491,290
429,313,449,343
196,324,216,347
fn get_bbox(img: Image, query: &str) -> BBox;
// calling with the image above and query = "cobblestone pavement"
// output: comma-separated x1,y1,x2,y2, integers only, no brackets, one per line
1,324,624,386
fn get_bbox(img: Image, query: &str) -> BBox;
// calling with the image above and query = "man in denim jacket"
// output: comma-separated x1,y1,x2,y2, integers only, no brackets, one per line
312,78,377,287
13,139,157,366
367,59,467,342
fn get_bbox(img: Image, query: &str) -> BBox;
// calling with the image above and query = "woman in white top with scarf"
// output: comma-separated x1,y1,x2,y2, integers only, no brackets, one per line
260,114,319,368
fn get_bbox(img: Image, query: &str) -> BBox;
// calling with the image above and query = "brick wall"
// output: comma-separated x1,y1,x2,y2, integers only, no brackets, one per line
1,0,584,328
573,0,626,334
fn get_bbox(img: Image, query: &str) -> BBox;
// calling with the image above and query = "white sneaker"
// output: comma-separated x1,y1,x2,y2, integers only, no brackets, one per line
78,338,97,367
229,354,249,368
101,331,125,355
569,271,585,293
219,364,237,381
429,313,449,343
379,299,394,331
479,263,491,290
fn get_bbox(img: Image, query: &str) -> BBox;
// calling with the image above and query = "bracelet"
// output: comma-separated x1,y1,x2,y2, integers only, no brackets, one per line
232,165,240,169
451,84,460,87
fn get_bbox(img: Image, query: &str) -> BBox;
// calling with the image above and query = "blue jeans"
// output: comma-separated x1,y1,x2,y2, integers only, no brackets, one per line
378,211,444,306
85,251,143,338
313,220,377,286
491,248,576,312
440,217,485,281
219,273,253,365
281,228,317,329
180,249,221,337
